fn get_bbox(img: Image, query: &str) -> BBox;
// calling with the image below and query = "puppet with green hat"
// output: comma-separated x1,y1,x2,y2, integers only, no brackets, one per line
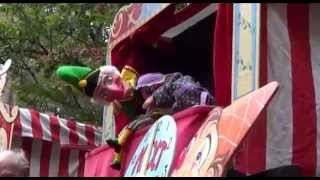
56,64,143,169
56,64,215,170
56,65,138,101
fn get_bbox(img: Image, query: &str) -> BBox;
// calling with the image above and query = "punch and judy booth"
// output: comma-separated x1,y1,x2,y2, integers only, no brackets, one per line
84,3,320,176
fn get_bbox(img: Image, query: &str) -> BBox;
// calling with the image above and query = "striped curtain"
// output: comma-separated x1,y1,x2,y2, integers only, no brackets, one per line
214,3,320,176
9,107,102,177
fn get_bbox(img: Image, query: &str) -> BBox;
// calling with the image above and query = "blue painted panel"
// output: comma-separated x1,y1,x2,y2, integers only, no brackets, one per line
125,115,177,177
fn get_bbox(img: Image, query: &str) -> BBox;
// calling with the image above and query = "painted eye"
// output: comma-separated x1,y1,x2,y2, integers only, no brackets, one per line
195,135,211,168
104,76,113,85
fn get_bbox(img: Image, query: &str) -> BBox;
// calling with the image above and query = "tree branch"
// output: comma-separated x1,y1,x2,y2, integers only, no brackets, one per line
20,58,39,84
72,93,82,109
28,39,49,55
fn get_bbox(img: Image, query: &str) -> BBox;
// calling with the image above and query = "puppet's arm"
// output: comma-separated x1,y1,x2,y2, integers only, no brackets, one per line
150,72,182,109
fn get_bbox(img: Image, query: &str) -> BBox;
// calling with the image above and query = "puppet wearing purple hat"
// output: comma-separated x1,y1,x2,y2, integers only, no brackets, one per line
137,72,214,112
57,64,214,170
108,71,215,169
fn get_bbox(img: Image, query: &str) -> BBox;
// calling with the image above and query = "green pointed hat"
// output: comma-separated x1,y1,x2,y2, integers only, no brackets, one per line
56,65,100,96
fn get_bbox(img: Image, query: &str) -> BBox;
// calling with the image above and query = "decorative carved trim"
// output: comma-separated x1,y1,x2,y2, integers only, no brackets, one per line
108,3,172,52
0,59,18,150
0,128,7,150
0,103,18,123
0,60,18,124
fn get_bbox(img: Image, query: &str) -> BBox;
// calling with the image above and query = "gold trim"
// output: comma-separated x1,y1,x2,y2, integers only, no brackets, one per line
79,69,99,93
108,3,173,52
79,79,87,93
123,65,139,77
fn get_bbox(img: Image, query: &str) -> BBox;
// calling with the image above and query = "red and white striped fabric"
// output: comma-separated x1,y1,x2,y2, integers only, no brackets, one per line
9,107,102,177
214,3,320,176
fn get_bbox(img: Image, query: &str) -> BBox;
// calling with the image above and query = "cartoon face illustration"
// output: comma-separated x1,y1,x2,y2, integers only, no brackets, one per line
172,82,279,177
190,134,213,176
171,107,222,177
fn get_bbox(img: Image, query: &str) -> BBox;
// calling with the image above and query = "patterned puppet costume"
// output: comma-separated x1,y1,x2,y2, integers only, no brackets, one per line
56,65,215,170
142,72,215,113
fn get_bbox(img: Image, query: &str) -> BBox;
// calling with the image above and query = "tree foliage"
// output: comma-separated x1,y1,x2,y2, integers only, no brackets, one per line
0,3,124,125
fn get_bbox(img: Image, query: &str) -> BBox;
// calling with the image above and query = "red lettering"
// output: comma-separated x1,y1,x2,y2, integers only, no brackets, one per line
132,145,147,175
147,141,160,170
155,141,168,169
147,140,168,171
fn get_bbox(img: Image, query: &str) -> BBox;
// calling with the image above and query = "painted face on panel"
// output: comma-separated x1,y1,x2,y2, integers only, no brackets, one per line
171,107,222,177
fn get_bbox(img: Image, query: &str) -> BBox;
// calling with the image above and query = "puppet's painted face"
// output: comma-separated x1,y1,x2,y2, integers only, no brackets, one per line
93,73,133,104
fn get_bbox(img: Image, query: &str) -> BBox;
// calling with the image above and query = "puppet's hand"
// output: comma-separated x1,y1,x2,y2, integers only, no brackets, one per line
142,96,155,110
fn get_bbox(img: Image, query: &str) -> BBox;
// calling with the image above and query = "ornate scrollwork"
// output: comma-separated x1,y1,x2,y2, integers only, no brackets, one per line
111,9,124,39
0,59,19,150
108,3,170,51
0,60,18,124
110,4,142,42
0,127,7,151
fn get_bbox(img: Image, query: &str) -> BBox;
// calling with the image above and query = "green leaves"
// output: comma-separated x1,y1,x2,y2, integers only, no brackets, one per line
0,3,122,125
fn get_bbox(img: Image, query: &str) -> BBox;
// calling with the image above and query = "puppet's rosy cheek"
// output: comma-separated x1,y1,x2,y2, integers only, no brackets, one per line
94,89,107,101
